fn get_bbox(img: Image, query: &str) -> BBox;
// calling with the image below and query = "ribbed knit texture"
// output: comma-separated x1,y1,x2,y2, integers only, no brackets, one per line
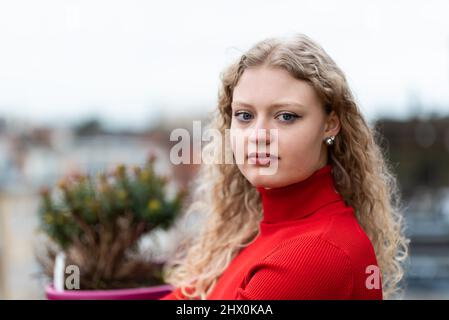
160,164,383,300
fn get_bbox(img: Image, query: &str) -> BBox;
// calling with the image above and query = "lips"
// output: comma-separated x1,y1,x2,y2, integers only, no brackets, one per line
247,152,280,165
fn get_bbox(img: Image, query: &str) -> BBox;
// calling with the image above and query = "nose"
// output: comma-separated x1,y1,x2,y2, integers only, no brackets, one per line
248,120,273,145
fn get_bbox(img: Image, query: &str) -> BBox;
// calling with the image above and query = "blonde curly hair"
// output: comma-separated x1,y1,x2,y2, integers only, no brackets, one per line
162,33,409,300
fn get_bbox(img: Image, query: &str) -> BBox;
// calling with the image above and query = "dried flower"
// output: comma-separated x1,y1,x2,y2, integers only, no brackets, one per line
36,153,187,289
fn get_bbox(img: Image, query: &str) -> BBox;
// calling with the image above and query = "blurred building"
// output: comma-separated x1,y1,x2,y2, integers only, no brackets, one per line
375,115,449,298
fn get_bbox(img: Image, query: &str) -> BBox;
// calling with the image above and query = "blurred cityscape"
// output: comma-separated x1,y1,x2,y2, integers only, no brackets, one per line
374,115,449,299
0,111,449,299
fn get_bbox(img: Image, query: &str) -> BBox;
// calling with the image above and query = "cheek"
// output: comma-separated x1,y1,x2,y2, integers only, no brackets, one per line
278,128,322,161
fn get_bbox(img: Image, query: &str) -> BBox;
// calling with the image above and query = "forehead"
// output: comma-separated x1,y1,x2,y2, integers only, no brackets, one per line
232,66,322,109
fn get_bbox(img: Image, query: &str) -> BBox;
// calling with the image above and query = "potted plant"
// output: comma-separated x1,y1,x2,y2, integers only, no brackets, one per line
35,154,186,299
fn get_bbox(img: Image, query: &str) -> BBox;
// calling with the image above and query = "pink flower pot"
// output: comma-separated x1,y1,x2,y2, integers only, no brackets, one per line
45,284,174,300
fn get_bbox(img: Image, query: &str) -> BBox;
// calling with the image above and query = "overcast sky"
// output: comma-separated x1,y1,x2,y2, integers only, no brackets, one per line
0,0,448,129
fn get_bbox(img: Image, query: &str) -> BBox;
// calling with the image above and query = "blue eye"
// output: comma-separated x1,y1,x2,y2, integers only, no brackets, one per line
234,111,253,122
276,113,300,122
233,111,300,123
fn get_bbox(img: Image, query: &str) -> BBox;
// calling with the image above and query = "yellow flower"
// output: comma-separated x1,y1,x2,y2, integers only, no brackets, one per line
147,199,161,213
141,169,151,182
115,164,126,177
43,213,54,225
116,189,127,201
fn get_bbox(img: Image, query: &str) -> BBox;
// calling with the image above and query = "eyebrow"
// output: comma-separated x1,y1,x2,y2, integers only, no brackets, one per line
231,101,306,109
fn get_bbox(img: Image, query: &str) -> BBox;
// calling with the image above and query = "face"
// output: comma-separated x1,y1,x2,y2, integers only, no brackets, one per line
230,66,340,189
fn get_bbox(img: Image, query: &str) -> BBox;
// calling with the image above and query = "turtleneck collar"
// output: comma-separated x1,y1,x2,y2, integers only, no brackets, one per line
256,164,343,224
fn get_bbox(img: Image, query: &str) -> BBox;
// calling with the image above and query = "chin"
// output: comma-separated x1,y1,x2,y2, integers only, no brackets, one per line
244,170,283,189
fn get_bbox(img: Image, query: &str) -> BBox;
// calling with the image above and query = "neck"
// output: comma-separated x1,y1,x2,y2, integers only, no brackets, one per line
256,164,343,224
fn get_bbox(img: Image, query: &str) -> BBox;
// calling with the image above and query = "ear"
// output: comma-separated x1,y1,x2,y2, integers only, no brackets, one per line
324,111,341,138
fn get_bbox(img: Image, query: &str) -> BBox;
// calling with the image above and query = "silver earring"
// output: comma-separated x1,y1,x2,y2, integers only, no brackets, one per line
325,135,335,146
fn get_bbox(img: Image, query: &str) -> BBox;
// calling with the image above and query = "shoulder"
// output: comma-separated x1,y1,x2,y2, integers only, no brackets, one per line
264,232,353,272
242,234,354,299
262,208,378,280
319,208,379,268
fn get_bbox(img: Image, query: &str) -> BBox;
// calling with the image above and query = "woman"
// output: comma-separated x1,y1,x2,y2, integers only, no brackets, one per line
160,34,408,300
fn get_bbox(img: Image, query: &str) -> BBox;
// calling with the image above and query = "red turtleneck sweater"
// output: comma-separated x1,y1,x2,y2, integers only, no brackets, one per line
160,164,382,300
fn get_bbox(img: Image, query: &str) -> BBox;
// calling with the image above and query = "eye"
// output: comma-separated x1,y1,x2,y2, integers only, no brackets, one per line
234,111,253,122
276,112,300,122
